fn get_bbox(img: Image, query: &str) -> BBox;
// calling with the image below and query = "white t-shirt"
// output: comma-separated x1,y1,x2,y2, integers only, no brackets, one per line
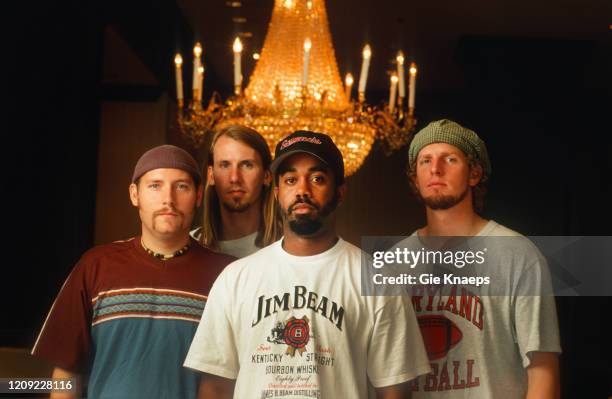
184,238,431,399
190,227,259,258
404,220,561,398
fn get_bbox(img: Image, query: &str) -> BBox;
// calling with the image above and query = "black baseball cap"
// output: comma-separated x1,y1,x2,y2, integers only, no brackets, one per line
270,130,345,185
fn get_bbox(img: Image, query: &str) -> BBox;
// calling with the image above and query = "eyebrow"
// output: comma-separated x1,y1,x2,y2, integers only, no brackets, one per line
217,158,257,163
418,151,460,158
280,165,330,174
142,178,193,184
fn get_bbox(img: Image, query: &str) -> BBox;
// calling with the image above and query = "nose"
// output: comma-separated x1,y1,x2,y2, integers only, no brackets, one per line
229,165,241,184
430,157,444,175
162,184,176,207
295,177,311,199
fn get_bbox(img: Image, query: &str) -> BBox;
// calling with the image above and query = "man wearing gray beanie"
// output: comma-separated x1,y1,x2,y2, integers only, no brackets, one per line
403,119,561,398
32,145,234,399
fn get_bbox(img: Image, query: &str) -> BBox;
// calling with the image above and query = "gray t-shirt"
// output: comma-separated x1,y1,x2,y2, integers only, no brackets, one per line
404,220,561,398
190,228,259,258
217,232,259,259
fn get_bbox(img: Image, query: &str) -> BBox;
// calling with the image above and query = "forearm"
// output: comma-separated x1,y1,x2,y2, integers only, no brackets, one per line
526,352,560,399
197,373,235,399
49,367,81,399
375,382,412,399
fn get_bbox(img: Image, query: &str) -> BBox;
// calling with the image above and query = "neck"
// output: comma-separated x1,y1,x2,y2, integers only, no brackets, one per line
420,196,488,236
282,220,338,256
141,228,191,255
219,199,262,241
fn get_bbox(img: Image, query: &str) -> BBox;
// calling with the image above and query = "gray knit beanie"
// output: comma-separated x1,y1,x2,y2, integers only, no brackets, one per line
408,119,492,180
132,145,202,185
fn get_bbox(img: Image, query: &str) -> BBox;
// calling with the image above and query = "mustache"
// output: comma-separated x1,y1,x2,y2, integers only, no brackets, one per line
288,197,319,213
153,207,183,217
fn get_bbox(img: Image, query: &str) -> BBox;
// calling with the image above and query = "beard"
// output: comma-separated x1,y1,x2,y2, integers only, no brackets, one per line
285,193,338,237
420,186,469,210
221,197,253,213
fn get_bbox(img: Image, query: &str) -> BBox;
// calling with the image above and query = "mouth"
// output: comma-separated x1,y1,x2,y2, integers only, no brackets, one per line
157,211,179,217
290,203,317,215
427,182,446,188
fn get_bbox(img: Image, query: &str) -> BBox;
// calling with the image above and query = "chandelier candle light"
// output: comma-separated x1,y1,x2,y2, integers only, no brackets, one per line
344,73,354,101
357,44,372,103
389,73,398,114
174,54,184,107
233,37,243,95
409,62,417,114
396,51,405,100
174,0,419,176
192,43,203,103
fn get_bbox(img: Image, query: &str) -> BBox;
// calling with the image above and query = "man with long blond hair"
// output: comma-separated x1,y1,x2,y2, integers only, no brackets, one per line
191,124,281,257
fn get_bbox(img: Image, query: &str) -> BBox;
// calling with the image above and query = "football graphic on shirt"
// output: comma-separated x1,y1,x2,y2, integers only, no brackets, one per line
417,315,463,360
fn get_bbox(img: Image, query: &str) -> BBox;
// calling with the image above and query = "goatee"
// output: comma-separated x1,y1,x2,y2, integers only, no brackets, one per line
222,199,252,213
422,187,469,210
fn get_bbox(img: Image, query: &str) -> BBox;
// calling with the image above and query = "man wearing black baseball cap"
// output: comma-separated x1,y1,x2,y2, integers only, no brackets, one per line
186,131,430,398
33,145,234,399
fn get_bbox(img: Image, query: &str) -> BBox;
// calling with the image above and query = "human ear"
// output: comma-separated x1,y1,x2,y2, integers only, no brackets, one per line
196,184,204,208
336,183,347,206
207,166,215,186
129,183,139,207
468,164,483,187
263,170,272,187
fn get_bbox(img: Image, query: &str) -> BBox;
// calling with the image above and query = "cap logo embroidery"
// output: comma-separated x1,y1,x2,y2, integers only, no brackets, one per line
280,136,322,149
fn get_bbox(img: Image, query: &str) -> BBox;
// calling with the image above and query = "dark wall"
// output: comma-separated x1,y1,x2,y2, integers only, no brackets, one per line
3,0,192,346
4,1,103,346
4,1,611,397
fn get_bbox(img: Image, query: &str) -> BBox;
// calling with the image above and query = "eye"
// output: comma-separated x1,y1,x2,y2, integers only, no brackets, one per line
312,175,326,184
284,176,297,185
418,158,431,165
148,183,161,189
242,161,254,169
177,183,191,191
445,156,458,164
218,161,230,169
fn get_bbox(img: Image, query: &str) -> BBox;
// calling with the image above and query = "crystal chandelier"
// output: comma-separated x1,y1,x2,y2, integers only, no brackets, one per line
174,0,418,176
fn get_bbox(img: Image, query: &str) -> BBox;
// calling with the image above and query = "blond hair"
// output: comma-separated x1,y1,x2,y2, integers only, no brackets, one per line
201,125,281,250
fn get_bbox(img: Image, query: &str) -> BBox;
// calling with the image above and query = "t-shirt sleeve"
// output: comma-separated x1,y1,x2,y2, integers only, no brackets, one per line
184,268,239,379
513,252,562,368
366,295,431,388
31,257,93,372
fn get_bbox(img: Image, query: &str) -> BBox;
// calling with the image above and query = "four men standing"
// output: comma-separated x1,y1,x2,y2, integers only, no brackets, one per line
33,121,561,398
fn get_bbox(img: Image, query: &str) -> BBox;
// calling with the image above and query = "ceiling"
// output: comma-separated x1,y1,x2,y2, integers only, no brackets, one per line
175,0,612,93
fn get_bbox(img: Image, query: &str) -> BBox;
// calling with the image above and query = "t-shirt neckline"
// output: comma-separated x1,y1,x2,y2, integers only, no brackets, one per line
274,236,345,264
132,236,200,268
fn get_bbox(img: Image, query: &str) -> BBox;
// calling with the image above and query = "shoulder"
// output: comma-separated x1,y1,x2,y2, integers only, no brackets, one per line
482,220,523,237
480,221,547,270
78,238,136,264
190,239,236,266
